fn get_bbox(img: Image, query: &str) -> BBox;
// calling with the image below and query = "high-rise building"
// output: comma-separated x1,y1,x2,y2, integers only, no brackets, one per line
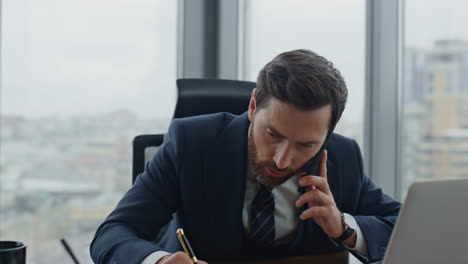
402,39,468,195
404,47,426,105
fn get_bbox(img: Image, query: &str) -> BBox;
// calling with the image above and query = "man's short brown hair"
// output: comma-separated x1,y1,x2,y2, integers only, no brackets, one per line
255,49,348,130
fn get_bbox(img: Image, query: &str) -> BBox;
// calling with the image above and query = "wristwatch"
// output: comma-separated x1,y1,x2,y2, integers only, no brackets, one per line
331,212,355,244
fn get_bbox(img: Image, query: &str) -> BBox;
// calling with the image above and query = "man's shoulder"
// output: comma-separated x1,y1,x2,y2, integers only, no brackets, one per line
175,111,237,124
327,133,361,159
328,132,357,147
326,133,365,178
174,112,240,131
167,112,249,155
170,111,248,141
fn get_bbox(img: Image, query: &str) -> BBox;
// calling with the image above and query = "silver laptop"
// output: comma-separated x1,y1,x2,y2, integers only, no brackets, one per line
383,178,468,264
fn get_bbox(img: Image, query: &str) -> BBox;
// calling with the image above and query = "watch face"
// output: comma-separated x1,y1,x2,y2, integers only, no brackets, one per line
341,213,348,229
345,226,355,236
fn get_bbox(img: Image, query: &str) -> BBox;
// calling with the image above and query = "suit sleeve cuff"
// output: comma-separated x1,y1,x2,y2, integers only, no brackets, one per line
141,251,171,264
343,213,369,261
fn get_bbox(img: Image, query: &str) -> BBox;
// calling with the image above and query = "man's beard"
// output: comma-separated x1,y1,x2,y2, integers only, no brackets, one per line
248,124,296,188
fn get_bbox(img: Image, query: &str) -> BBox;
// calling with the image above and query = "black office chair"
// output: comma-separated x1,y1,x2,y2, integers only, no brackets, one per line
132,78,256,183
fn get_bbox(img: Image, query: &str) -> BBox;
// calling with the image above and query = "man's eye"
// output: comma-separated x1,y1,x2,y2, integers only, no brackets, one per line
267,131,279,137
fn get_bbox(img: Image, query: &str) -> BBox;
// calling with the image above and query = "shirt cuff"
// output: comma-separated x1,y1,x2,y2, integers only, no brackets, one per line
343,213,369,261
141,251,171,264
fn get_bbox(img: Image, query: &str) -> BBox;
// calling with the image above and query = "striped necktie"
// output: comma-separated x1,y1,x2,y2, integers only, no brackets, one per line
249,183,275,244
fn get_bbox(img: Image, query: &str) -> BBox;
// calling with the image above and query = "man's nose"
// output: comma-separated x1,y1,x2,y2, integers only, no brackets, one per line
274,142,293,170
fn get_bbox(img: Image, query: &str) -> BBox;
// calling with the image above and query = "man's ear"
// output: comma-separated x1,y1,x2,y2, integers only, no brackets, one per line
248,88,257,122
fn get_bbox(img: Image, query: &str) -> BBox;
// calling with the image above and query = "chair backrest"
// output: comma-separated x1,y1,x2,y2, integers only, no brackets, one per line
173,78,256,119
132,78,256,183
132,134,164,183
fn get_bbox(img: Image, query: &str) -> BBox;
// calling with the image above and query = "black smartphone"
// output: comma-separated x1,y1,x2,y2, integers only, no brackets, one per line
298,130,332,195
301,130,333,176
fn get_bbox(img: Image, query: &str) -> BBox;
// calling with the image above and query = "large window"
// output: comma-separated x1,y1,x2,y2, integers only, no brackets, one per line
243,0,365,146
0,0,177,262
401,0,468,197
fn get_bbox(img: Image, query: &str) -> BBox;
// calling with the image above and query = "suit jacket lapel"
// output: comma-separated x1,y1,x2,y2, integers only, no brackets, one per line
326,159,340,206
202,112,250,257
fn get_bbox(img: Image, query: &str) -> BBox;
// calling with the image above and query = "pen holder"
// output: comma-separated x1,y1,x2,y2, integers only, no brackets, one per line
0,241,27,264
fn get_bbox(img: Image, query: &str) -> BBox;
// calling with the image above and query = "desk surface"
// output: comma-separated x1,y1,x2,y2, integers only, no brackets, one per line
213,251,349,264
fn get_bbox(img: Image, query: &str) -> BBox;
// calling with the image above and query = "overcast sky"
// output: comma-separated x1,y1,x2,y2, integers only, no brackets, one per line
1,0,468,119
1,0,178,119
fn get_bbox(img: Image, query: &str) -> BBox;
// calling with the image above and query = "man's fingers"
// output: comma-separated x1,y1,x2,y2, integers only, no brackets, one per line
299,175,326,187
160,252,193,264
319,150,328,179
298,175,331,195
299,206,331,220
295,189,331,208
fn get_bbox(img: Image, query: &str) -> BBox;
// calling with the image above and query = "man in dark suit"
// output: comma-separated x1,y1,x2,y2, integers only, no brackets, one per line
90,49,400,264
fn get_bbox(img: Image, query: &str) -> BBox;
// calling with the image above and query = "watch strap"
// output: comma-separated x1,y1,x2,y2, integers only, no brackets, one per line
332,212,356,243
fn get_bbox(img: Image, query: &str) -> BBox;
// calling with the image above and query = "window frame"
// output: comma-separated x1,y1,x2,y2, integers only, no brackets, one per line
364,0,403,199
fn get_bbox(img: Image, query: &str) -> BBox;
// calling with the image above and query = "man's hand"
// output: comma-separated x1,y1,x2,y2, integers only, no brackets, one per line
156,252,208,264
295,150,344,239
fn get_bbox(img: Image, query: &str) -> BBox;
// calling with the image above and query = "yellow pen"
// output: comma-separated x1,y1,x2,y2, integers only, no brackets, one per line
176,228,198,264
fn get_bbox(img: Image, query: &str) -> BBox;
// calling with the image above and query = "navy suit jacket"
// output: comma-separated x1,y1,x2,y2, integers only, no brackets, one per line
90,112,400,264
